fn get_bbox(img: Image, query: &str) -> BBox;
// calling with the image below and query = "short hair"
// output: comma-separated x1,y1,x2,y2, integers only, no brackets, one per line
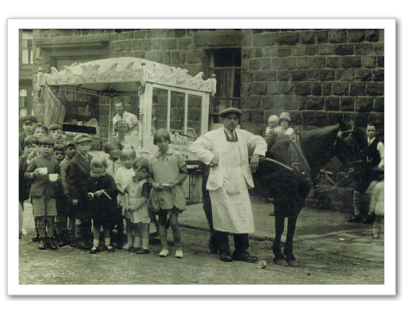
34,123,49,134
133,157,149,172
114,119,129,132
64,140,76,149
366,123,378,130
24,135,39,147
39,135,54,146
153,128,171,145
49,123,63,131
53,144,65,152
120,147,136,160
103,139,123,154
90,154,108,168
115,102,124,107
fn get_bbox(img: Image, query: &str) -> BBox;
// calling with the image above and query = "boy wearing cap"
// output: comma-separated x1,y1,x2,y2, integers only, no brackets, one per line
66,134,94,250
19,115,37,155
60,140,77,246
189,107,267,263
25,135,61,250
49,123,63,139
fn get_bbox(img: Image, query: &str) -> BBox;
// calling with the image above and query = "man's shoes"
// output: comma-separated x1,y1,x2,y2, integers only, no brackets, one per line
208,237,218,254
363,214,375,224
38,238,46,250
347,215,361,223
219,252,233,262
232,251,259,263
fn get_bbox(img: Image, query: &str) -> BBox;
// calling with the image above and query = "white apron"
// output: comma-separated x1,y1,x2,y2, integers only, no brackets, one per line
209,141,255,234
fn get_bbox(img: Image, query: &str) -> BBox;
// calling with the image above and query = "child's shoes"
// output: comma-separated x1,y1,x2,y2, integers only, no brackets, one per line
175,249,183,258
159,247,169,257
136,248,150,254
106,245,115,252
38,238,46,250
90,246,99,254
122,242,133,251
48,238,58,250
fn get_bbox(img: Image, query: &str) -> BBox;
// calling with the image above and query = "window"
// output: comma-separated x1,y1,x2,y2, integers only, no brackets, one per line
209,49,241,114
19,89,27,108
22,30,33,65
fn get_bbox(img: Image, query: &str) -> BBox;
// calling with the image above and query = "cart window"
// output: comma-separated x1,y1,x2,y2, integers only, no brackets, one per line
170,91,185,133
187,94,202,139
152,88,169,135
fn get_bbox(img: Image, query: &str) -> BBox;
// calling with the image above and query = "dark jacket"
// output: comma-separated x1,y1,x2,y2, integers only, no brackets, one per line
86,174,118,221
66,153,93,201
24,154,61,198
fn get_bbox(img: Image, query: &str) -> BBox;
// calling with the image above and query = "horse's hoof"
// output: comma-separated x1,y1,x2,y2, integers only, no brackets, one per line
286,259,300,267
273,257,288,266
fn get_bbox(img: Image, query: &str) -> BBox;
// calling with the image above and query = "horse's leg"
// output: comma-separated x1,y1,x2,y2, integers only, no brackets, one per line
273,205,287,266
283,208,301,267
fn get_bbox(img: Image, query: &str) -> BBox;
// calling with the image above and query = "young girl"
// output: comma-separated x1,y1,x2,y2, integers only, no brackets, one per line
276,112,295,137
86,155,118,254
114,148,136,251
123,157,151,254
148,129,188,258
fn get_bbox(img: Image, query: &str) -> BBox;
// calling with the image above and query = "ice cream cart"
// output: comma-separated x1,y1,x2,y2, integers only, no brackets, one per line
36,57,217,203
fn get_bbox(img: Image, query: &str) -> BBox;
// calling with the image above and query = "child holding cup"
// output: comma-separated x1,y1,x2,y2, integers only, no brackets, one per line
25,135,61,250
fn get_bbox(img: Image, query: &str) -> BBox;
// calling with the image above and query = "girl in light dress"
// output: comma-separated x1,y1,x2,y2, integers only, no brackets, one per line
123,157,151,254
148,129,188,259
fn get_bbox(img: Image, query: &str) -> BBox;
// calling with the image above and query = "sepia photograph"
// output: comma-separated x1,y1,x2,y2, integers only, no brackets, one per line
8,18,396,296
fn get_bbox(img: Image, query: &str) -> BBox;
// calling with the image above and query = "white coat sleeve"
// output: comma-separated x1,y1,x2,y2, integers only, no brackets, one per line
246,131,267,156
189,134,215,165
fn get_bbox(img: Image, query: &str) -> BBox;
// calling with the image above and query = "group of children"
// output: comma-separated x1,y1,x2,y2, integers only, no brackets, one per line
19,115,187,258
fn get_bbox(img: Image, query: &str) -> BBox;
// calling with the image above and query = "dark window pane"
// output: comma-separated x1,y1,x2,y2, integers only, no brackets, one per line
214,49,241,67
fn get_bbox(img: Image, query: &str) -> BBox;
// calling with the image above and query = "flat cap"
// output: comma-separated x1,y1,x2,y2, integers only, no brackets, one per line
219,107,243,118
74,133,92,144
22,115,38,123
49,123,63,130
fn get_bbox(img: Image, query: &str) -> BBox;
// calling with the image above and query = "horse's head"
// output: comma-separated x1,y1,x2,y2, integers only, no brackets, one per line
333,120,365,165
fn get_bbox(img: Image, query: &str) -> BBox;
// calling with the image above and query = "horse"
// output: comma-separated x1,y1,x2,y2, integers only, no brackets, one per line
253,121,366,266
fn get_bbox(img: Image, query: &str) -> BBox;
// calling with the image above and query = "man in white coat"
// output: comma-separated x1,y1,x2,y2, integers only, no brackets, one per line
189,108,267,262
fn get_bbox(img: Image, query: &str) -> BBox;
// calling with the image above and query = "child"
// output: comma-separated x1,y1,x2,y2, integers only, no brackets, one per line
53,143,65,164
123,157,151,254
114,148,136,251
264,115,279,138
148,128,187,258
60,140,77,246
33,123,49,139
104,139,124,248
86,155,118,253
275,112,295,137
25,135,60,250
54,133,67,147
19,115,37,156
104,140,123,178
52,143,67,245
66,134,94,250
49,123,63,139
19,135,39,239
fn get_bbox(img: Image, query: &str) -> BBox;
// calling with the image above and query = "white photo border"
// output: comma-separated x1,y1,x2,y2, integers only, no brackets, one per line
8,18,396,296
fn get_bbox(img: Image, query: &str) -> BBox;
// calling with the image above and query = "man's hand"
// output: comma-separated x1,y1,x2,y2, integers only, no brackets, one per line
250,154,260,172
210,156,219,168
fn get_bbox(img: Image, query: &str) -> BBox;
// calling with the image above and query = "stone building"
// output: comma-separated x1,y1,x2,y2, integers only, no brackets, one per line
28,28,385,212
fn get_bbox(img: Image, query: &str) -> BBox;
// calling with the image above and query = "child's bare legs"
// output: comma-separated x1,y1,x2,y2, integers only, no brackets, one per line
373,215,384,239
103,223,112,249
134,223,142,250
169,211,181,249
158,212,168,248
123,219,133,250
135,223,150,253
92,222,101,249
